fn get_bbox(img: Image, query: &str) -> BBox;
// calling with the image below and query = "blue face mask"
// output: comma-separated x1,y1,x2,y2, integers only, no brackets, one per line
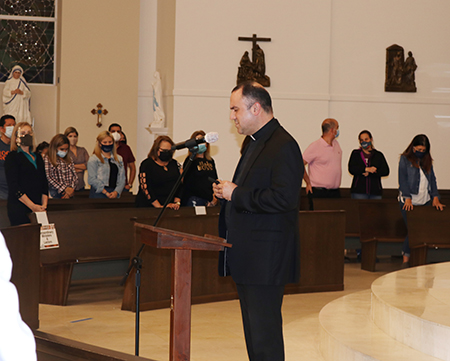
414,150,425,159
360,141,371,149
335,129,340,138
197,144,207,154
57,150,68,158
100,144,114,153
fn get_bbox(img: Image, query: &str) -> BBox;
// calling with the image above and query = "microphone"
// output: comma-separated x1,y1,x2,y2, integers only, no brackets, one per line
171,132,219,150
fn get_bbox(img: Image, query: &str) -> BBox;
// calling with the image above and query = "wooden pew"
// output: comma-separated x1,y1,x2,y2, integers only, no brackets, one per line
33,204,345,307
407,207,450,267
33,206,179,306
46,195,136,212
2,223,40,330
121,210,345,311
35,330,156,361
313,198,360,238
358,199,406,271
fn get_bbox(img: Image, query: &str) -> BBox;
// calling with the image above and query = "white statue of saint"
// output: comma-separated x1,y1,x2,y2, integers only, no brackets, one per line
151,71,165,128
2,65,32,123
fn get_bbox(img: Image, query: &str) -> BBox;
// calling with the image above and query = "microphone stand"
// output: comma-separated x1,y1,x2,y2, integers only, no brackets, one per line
121,147,198,356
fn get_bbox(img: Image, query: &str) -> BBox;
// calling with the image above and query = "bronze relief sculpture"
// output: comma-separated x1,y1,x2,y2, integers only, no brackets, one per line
385,44,417,92
237,34,271,87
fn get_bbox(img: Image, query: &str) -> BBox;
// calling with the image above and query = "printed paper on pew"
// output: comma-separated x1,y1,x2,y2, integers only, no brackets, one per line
40,224,59,250
36,212,60,250
195,206,207,215
35,211,49,225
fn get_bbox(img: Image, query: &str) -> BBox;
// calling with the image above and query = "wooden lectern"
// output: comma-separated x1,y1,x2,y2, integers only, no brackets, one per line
134,222,231,361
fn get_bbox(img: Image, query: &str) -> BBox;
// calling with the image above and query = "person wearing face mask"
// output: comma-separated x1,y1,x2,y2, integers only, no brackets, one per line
135,135,181,209
181,130,219,207
398,134,445,268
64,127,89,191
43,134,78,199
302,118,342,209
4,122,48,226
2,65,32,123
0,115,16,200
348,130,390,199
108,123,136,192
87,131,125,199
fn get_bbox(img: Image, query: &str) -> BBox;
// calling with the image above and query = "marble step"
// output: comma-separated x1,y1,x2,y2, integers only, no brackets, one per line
319,290,440,361
371,263,450,360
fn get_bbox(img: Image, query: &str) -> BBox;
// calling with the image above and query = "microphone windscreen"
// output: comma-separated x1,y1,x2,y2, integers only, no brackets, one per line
205,132,219,144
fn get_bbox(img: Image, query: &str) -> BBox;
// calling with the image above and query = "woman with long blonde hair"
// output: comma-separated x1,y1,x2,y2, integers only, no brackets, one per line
4,122,48,225
87,130,125,198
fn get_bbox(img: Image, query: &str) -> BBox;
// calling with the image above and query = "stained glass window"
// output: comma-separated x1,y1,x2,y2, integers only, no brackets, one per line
0,0,56,84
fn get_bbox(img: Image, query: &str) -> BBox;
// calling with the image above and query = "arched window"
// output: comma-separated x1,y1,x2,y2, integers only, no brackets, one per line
0,0,56,84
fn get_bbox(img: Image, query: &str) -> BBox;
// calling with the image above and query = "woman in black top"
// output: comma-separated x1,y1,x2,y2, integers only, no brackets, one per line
135,135,181,209
5,122,48,226
348,130,390,199
181,130,219,207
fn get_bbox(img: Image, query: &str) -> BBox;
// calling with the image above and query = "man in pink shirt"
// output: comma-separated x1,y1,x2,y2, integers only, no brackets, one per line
303,118,342,209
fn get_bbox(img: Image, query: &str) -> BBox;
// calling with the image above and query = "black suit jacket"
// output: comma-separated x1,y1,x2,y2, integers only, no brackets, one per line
219,119,304,286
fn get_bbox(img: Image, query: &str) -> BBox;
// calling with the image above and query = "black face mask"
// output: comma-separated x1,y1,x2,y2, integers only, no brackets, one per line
20,134,33,147
414,150,425,159
158,150,172,162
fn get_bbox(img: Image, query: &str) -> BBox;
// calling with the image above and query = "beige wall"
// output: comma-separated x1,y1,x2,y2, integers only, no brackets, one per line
169,0,450,189
58,0,140,159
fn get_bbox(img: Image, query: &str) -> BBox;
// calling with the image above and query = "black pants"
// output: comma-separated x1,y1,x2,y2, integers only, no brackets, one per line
308,187,341,210
236,284,286,361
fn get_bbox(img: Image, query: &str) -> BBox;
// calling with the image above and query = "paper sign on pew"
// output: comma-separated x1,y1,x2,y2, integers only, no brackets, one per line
35,211,59,250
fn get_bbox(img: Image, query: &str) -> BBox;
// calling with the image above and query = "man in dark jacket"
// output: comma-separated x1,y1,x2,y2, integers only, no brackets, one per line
213,81,303,361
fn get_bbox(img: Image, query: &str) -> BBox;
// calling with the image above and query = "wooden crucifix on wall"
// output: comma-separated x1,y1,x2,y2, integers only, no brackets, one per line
91,103,108,127
237,33,271,87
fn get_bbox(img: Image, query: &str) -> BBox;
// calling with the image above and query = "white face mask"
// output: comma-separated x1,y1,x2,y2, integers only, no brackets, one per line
111,132,121,142
57,150,68,158
4,126,14,139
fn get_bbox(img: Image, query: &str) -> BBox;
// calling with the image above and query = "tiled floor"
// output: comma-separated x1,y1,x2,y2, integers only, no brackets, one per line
38,258,402,361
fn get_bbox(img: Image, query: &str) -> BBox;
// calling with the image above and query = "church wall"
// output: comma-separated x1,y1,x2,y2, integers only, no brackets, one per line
58,0,140,163
170,0,332,180
168,0,450,189
329,0,450,188
137,0,158,173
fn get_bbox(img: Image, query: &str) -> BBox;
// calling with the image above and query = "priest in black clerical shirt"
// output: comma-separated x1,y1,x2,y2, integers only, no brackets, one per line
214,81,303,361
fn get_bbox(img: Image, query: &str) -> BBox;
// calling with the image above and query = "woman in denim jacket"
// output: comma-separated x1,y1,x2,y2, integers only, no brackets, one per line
398,134,445,267
87,131,125,199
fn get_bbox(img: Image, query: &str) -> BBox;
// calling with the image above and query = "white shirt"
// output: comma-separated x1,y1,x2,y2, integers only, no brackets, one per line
411,168,430,206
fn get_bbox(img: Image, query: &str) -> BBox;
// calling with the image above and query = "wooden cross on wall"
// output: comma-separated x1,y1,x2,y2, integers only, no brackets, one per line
238,34,271,65
91,103,108,128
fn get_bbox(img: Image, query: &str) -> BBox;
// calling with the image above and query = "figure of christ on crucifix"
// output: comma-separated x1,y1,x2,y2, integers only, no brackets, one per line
237,34,271,87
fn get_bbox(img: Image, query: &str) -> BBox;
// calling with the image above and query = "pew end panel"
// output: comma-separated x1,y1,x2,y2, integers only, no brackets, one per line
286,210,345,294
2,223,41,330
407,206,450,267
358,200,407,272
312,198,360,238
